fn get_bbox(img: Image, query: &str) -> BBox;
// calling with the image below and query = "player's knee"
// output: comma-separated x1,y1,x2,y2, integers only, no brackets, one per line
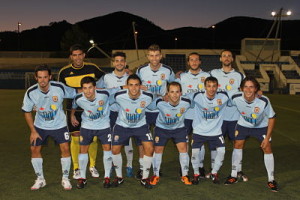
30,146,41,157
60,143,70,156
216,147,225,155
233,140,244,149
102,144,111,151
262,144,272,154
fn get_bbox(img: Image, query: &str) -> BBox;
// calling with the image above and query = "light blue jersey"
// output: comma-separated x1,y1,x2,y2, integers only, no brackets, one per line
22,81,76,130
188,91,229,136
176,69,210,119
136,63,175,113
149,97,192,130
96,71,129,112
72,88,119,130
232,92,276,128
210,68,245,121
114,89,154,128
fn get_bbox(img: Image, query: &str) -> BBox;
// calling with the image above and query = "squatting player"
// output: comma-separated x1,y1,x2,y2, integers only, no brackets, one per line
188,76,229,184
71,77,120,189
96,52,134,177
149,82,192,186
58,44,105,179
209,50,247,181
224,77,278,192
22,65,76,190
111,74,154,189
175,52,210,178
136,44,175,178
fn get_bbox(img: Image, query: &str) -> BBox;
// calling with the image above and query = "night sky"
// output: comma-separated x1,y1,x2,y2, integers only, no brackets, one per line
0,0,299,32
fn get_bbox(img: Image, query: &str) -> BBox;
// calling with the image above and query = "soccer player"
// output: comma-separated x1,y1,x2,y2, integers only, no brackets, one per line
209,50,247,181
176,52,210,178
111,74,154,189
149,82,192,186
224,77,278,192
58,44,105,179
71,77,120,189
22,65,76,190
96,52,134,177
188,76,229,184
136,44,175,178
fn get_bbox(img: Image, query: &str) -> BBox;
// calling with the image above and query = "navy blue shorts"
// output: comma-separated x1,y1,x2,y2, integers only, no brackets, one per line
154,126,188,146
191,134,225,149
33,126,70,146
112,124,153,146
184,119,193,135
109,111,118,129
221,120,238,141
80,127,111,145
146,112,159,126
235,124,270,142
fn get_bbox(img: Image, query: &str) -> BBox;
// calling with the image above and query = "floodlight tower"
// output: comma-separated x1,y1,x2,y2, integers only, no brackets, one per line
87,39,111,59
255,8,292,63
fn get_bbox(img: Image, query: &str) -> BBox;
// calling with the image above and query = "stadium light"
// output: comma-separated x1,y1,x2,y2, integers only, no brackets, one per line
87,39,111,59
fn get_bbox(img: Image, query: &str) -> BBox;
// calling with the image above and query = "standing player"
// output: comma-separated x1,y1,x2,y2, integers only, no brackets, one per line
224,77,278,192
209,50,247,181
150,82,192,186
136,44,175,178
96,52,134,177
58,44,105,179
71,77,120,189
111,74,154,189
22,65,76,190
176,52,210,178
188,77,229,184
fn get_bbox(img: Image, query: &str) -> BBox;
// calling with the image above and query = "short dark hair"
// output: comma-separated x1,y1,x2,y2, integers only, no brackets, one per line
81,76,96,87
70,44,85,55
204,76,218,86
148,44,161,53
127,74,142,85
167,82,182,92
240,76,260,91
34,64,51,76
220,49,234,58
187,52,201,61
112,52,126,60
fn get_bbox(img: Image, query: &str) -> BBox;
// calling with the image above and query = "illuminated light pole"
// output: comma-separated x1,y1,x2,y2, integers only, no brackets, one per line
211,25,216,49
174,37,178,49
87,39,111,59
17,22,21,51
132,21,139,60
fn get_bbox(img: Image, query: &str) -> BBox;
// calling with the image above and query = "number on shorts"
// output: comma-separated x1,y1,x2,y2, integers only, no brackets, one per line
218,136,225,144
64,132,70,140
146,133,153,140
107,134,112,142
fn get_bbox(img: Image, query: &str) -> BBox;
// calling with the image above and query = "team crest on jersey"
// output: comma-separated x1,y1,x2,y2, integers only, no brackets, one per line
140,101,146,108
52,96,58,102
160,73,166,80
200,77,206,83
99,100,104,106
217,99,222,105
254,107,260,113
180,107,186,114
155,136,160,143
229,78,235,85
235,130,239,137
114,135,119,142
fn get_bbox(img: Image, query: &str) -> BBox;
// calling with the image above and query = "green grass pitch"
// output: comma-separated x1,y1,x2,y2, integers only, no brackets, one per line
0,90,299,200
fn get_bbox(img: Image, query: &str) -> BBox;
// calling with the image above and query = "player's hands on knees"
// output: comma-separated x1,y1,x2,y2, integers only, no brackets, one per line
30,131,42,146
71,115,79,127
260,138,270,150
